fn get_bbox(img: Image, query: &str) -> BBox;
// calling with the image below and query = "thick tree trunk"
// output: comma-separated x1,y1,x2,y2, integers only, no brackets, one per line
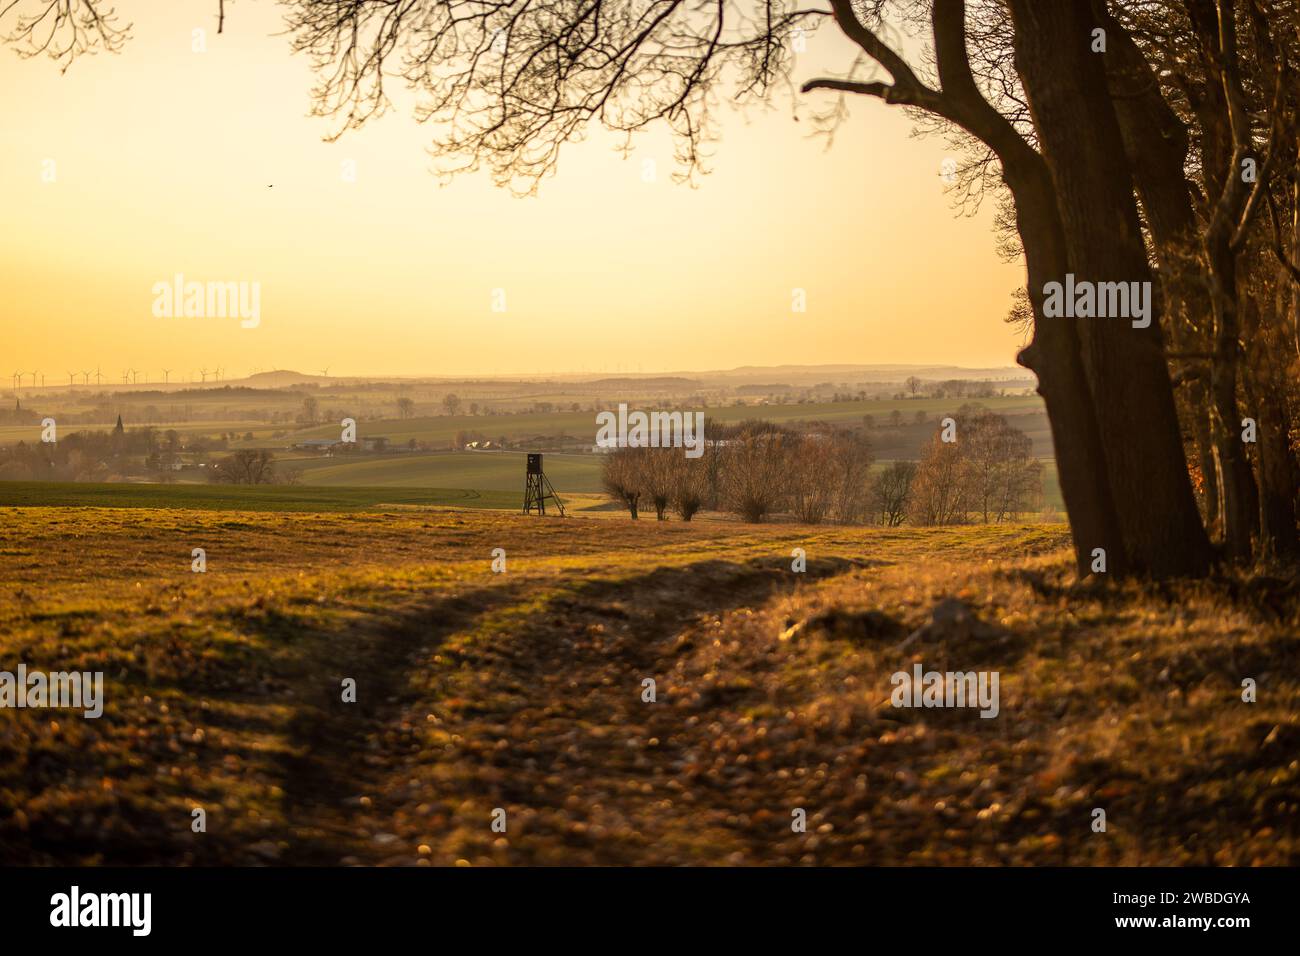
1005,164,1126,577
1099,7,1222,537
867,0,1129,577
1007,0,1213,577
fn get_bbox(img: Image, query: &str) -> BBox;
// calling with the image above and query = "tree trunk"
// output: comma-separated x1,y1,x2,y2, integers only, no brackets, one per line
1007,0,1213,577
1203,250,1260,560
1004,162,1126,577
1190,378,1221,534
1098,6,1222,538
1243,296,1300,562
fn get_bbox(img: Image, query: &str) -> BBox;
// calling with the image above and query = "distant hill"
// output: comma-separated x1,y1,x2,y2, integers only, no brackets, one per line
699,364,1031,385
241,370,330,387
581,377,703,390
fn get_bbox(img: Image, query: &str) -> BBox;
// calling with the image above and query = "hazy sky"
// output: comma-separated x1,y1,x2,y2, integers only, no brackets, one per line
1,3,1026,380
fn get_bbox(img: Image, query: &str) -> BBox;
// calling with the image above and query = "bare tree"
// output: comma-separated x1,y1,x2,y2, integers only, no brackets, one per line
669,450,710,521
1,0,130,70
602,446,642,519
441,393,462,416
719,426,791,523
210,449,277,485
786,434,837,524
828,429,875,522
958,405,1040,522
871,460,916,527
909,435,969,527
638,447,676,521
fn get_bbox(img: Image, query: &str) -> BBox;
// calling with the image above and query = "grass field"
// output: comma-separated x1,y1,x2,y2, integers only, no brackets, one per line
279,450,1065,511
0,481,522,512
282,450,606,493
0,456,1067,514
1,506,1295,865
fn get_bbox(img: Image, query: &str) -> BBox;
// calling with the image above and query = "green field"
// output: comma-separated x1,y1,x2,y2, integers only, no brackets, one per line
0,481,521,512
283,449,1064,510
0,455,1064,514
281,450,605,492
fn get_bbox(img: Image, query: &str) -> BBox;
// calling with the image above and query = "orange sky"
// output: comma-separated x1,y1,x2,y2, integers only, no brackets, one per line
0,4,1026,379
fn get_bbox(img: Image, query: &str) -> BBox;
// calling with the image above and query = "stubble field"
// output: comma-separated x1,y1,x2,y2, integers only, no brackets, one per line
1,504,1296,865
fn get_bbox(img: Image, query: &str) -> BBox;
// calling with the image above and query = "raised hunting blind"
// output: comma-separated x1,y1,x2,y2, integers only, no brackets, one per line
523,453,566,516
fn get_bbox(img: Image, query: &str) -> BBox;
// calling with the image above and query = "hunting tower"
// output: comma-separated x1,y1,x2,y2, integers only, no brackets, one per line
523,453,566,516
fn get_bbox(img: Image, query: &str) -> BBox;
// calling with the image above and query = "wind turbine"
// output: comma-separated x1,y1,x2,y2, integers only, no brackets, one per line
319,367,329,378
94,367,102,386
132,369,141,384
30,371,39,388
199,367,209,383
67,371,76,386
162,368,171,384
81,370,91,385
122,370,130,385
10,371,19,391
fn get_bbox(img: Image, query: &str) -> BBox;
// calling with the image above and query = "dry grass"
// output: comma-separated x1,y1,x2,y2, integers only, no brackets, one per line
1,506,1296,865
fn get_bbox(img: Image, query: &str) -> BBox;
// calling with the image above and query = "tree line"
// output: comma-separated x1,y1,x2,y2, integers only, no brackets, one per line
601,409,1042,526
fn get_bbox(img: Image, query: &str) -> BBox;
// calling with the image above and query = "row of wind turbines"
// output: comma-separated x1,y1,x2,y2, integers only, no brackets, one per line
9,368,332,389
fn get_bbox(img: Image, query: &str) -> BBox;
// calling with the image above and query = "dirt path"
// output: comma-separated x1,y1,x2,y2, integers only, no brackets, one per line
282,554,867,865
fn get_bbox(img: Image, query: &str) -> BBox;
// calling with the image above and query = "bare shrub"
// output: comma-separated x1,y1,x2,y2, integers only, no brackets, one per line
828,430,874,523
719,425,791,523
601,447,642,519
957,405,1043,522
871,461,917,526
639,447,676,520
786,434,836,524
210,449,278,485
669,451,710,521
908,436,969,526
